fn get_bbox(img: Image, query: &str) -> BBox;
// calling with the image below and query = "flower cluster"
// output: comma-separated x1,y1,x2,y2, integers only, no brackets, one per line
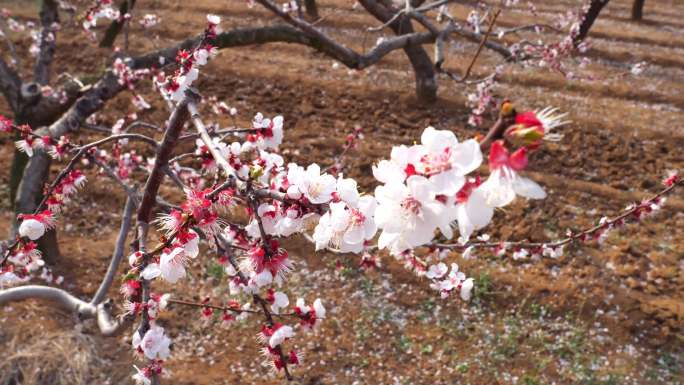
210,99,238,116
312,176,376,253
2,93,577,381
112,58,152,109
1,8,30,34
1,116,74,160
0,9,40,66
247,113,284,150
427,263,474,300
0,162,87,284
157,15,221,102
139,14,161,29
81,0,120,37
0,115,12,132
373,126,485,253
15,168,86,242
466,74,499,127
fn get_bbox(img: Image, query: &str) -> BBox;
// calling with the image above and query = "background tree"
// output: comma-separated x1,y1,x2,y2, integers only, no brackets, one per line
632,0,646,20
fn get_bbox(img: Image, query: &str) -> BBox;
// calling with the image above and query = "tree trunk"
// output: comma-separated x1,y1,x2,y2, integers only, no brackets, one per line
396,19,437,103
404,43,438,103
631,0,645,20
575,0,610,46
9,134,29,209
99,0,137,47
304,0,319,20
14,150,60,264
360,0,437,103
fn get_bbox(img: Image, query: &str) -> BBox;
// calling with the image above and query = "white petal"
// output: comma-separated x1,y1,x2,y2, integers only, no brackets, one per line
18,219,45,241
480,169,515,208
460,278,474,301
255,270,273,287
343,225,364,245
465,188,494,229
183,231,200,258
141,263,161,280
452,139,483,175
420,126,457,152
273,291,289,308
429,171,465,196
372,160,405,184
313,298,326,319
406,175,433,202
513,177,547,199
336,176,359,206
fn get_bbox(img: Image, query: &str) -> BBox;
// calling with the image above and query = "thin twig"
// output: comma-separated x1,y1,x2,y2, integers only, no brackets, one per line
462,9,500,81
167,298,299,318
434,178,684,251
0,18,20,67
187,99,236,178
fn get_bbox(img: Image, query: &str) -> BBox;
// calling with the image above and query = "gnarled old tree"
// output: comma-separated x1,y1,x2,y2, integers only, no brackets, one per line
575,0,611,45
574,0,649,45
632,0,646,21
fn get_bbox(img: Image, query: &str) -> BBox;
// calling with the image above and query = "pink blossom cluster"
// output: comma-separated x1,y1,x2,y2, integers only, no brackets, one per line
81,0,120,37
1,115,73,159
466,75,498,127
113,58,152,110
156,15,221,103
139,14,161,29
0,168,85,284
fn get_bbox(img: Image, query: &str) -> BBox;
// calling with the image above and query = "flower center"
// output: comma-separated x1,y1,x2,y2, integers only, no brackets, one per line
349,209,366,227
422,149,452,176
307,181,324,199
400,196,422,217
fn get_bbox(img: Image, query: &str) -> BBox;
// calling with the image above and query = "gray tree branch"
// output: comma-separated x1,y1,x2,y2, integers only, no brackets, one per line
91,197,136,305
0,55,21,112
34,0,59,86
0,285,130,336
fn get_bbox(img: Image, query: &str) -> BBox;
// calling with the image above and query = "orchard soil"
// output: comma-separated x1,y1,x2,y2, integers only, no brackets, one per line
1,0,683,384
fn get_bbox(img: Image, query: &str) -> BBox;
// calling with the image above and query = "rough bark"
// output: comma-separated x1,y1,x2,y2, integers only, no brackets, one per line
359,0,437,102
137,99,190,224
99,0,137,47
0,56,21,112
304,0,319,19
575,0,610,46
631,0,645,20
34,0,59,86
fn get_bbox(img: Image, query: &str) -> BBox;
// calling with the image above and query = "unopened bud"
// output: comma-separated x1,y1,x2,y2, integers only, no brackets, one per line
500,101,515,117
249,165,264,180
504,124,544,147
